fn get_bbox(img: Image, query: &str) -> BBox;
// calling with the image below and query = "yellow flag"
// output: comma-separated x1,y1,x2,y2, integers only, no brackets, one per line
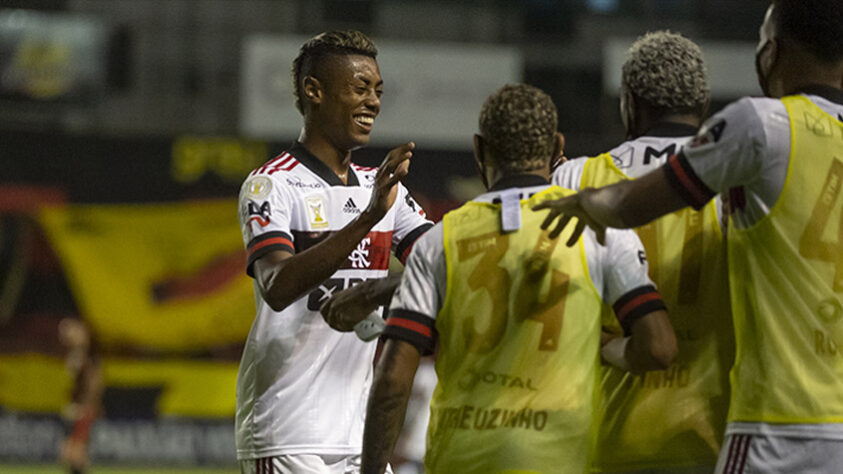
39,199,255,352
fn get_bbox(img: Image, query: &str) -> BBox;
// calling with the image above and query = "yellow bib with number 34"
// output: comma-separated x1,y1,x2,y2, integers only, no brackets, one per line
425,186,603,474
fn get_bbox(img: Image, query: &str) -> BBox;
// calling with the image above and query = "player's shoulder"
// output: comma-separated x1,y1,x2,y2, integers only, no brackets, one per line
690,96,782,150
249,150,303,178
552,156,588,190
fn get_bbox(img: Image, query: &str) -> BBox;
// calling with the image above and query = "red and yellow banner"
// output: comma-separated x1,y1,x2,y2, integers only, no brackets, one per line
39,199,255,352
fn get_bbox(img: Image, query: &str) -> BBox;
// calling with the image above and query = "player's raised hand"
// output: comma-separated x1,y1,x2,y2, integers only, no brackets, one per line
532,189,607,246
365,142,414,220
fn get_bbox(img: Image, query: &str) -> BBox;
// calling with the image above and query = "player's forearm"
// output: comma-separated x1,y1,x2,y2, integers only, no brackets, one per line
624,310,678,373
361,341,418,474
582,170,688,229
259,212,382,311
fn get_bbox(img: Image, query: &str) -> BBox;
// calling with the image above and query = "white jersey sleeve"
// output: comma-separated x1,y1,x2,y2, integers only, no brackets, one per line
584,228,664,335
552,157,588,191
664,97,791,227
238,173,296,276
384,221,445,355
391,183,434,264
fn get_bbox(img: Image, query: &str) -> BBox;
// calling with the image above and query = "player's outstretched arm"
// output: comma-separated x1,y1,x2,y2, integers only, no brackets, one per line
254,143,415,312
602,309,677,374
320,274,401,331
361,339,420,474
534,169,687,246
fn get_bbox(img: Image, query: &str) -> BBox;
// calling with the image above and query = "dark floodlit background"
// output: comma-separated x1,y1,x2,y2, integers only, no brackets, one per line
0,0,768,472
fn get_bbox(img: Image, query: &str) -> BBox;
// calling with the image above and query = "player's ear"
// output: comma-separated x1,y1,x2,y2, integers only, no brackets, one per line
303,75,323,107
620,89,636,139
473,134,490,190
550,132,566,171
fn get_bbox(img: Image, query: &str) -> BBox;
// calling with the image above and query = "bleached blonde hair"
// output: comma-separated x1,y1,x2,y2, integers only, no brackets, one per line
622,31,709,111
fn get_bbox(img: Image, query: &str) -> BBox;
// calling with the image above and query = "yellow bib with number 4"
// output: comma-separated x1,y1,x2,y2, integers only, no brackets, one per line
727,95,843,423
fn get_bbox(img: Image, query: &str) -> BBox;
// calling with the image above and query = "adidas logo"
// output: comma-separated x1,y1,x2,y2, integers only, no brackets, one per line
342,197,360,214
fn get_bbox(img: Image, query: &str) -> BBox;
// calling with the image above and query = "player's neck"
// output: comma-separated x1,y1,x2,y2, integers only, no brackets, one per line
297,129,353,182
633,110,701,139
777,50,843,97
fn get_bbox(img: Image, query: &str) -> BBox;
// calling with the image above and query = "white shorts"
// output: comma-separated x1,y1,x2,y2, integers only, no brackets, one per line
714,433,843,473
240,454,394,474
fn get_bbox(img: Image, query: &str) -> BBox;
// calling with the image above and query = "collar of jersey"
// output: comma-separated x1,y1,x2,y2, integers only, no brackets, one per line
643,121,698,138
288,141,360,187
797,84,843,107
489,173,549,192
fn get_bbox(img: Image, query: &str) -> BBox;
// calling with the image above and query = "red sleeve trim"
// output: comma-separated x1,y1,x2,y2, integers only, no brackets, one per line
247,236,293,258
612,285,667,336
664,153,715,210
386,316,432,338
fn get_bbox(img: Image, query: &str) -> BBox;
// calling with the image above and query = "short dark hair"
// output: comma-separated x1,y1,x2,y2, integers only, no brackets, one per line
773,0,843,62
479,84,558,174
291,30,378,114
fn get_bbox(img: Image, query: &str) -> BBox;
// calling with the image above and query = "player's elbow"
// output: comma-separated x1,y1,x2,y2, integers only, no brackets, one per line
647,337,678,371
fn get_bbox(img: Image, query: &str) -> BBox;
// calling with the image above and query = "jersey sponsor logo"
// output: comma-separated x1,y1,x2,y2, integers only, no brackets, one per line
285,175,323,189
643,144,677,165
342,197,360,214
611,146,634,169
244,176,272,199
247,200,271,227
690,119,726,148
457,369,538,392
804,111,838,138
306,277,367,311
305,195,329,229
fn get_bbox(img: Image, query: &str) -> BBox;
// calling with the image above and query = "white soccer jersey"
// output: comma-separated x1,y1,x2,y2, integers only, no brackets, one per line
385,179,658,355
554,123,699,190
668,88,843,228
235,142,432,460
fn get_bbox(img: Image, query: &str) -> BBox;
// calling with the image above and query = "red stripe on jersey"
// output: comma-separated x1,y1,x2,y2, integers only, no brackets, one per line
280,160,299,172
615,291,661,323
248,236,293,257
256,152,290,176
668,155,709,207
267,154,299,175
387,317,432,338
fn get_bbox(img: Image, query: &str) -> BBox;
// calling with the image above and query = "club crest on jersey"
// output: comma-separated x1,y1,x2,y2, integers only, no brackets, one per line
247,200,271,227
306,195,329,229
245,176,272,199
349,237,371,268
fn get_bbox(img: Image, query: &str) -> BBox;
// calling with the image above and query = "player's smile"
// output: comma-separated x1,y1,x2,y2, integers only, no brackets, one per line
353,112,376,133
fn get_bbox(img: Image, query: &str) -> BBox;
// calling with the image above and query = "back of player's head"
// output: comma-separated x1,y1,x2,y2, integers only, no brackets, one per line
292,30,378,114
772,0,843,62
478,84,558,174
622,30,709,113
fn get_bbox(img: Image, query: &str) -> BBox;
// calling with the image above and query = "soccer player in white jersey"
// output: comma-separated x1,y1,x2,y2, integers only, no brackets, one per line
554,31,732,473
535,1,843,472
235,30,432,474
360,84,677,474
